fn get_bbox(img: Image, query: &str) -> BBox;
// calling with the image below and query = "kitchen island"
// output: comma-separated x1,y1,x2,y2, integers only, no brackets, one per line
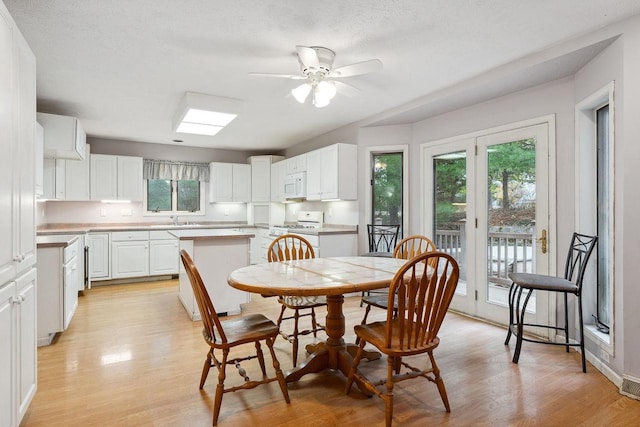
169,229,255,320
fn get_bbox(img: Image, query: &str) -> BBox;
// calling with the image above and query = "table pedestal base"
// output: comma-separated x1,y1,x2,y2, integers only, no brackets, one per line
284,294,381,393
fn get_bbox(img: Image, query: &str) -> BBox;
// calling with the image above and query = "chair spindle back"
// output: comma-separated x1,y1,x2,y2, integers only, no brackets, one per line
386,251,459,350
180,250,227,344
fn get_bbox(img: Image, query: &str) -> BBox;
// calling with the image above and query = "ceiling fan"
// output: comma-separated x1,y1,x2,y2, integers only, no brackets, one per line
250,46,383,108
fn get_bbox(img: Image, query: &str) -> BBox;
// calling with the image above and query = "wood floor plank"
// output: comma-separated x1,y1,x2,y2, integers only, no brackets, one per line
21,280,640,426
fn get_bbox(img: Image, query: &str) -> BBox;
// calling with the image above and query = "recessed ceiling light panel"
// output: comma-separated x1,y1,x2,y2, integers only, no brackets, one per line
173,92,243,136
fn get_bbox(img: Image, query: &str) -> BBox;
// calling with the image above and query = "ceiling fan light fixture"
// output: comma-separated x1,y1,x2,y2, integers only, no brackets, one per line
312,81,336,108
291,83,312,103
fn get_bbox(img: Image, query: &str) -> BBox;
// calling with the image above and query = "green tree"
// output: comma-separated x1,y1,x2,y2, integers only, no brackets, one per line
488,139,535,209
373,153,402,224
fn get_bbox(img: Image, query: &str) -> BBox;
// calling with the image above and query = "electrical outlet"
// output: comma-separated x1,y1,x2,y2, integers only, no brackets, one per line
601,348,610,363
224,206,230,216
100,208,107,217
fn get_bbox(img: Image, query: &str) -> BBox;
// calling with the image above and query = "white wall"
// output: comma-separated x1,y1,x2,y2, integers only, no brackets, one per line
574,36,624,375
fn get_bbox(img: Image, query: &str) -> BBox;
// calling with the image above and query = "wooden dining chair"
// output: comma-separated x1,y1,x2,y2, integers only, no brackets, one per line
180,250,290,426
267,234,327,367
345,251,459,427
359,235,437,327
505,232,597,372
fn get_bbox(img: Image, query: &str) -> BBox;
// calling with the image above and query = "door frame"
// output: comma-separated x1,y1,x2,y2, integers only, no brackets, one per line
419,115,557,330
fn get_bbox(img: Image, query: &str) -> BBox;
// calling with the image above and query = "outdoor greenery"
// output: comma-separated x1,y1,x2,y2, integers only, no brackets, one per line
147,179,200,213
372,153,403,225
434,139,536,230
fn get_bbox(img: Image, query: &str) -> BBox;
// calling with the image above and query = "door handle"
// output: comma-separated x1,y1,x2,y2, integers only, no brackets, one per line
537,229,547,254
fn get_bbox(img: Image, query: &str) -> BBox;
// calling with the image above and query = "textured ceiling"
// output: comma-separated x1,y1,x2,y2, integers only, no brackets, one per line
5,0,640,150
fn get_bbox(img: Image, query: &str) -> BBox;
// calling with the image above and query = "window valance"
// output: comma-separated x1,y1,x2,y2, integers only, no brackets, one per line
143,159,210,182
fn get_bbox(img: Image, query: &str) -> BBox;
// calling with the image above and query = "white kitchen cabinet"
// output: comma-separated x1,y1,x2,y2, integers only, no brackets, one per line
232,163,251,202
306,143,357,201
270,160,286,203
42,144,91,201
209,162,251,203
0,5,37,425
35,122,43,197
285,153,307,175
149,230,179,275
117,155,143,201
36,238,79,346
209,162,232,202
111,231,149,279
88,233,110,280
90,154,143,201
250,155,283,202
36,112,86,160
0,269,37,427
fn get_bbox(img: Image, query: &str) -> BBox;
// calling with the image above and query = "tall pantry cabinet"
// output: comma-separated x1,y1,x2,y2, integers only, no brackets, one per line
0,2,38,427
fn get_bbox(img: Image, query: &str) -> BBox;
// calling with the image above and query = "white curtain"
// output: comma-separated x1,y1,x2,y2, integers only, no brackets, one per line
143,159,210,182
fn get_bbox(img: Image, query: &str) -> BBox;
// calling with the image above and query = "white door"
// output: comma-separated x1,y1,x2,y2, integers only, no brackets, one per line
424,122,553,332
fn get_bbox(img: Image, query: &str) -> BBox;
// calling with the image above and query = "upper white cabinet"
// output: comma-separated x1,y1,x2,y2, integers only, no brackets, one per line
271,160,286,203
90,154,143,201
285,153,307,175
36,112,86,160
117,155,143,201
306,143,357,201
250,155,283,202
42,144,91,201
209,162,251,203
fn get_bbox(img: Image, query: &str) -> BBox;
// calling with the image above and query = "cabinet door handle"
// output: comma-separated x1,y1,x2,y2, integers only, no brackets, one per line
12,296,25,305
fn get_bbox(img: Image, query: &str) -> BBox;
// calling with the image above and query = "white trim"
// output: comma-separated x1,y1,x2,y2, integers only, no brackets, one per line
363,145,409,236
574,81,615,356
419,115,557,328
556,333,622,387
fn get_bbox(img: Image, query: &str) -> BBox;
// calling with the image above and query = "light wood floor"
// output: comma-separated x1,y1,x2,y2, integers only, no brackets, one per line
22,280,639,426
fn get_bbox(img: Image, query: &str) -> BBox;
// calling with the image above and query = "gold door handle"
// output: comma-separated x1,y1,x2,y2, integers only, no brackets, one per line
537,229,547,254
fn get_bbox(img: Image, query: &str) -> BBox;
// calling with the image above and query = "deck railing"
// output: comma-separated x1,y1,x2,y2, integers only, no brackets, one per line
435,229,534,285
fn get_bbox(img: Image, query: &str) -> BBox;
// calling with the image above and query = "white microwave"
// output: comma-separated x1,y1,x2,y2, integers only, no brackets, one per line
284,172,306,200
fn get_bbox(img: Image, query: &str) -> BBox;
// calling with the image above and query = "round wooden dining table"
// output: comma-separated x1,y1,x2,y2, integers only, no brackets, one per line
227,256,407,385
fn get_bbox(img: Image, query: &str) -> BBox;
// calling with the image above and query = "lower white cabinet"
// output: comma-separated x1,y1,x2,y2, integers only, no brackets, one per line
37,239,79,345
0,269,37,427
88,233,110,280
149,236,179,276
111,231,149,279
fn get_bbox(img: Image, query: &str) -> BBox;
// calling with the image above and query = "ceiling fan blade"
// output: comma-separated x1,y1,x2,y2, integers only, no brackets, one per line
330,59,382,78
249,72,305,79
333,80,360,97
296,46,320,69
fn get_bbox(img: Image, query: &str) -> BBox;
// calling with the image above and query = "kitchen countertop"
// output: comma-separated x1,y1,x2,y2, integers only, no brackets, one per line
37,222,253,235
168,229,255,240
36,234,80,248
37,222,357,235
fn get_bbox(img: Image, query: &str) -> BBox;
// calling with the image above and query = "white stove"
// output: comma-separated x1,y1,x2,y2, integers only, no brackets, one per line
269,211,323,237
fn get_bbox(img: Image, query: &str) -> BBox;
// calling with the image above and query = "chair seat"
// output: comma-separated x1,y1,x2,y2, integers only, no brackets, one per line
361,294,394,310
213,314,280,347
508,272,578,293
278,295,327,309
361,251,393,258
354,320,440,356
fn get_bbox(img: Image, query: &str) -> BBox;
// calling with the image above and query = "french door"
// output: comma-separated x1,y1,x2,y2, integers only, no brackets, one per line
423,122,553,333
